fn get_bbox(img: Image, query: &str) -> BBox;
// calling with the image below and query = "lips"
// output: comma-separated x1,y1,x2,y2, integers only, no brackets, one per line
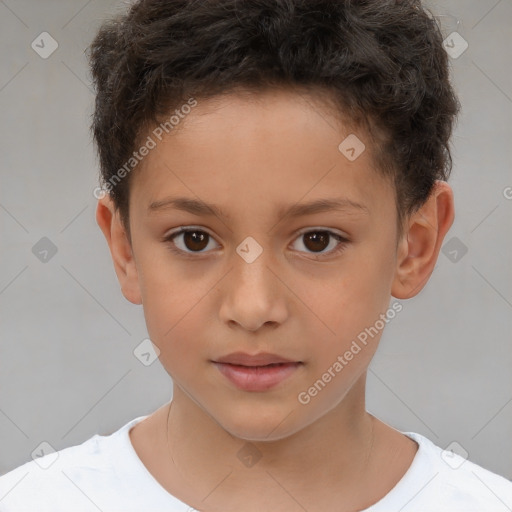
213,351,300,367
211,352,303,391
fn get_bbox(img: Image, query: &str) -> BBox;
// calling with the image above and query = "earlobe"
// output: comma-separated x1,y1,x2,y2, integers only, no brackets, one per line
391,181,455,299
95,195,142,305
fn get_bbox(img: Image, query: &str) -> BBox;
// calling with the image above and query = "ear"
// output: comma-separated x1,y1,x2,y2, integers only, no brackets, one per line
392,180,455,299
96,194,142,305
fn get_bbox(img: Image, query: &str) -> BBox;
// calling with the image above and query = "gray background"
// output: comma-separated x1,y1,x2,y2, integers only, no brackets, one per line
0,0,511,481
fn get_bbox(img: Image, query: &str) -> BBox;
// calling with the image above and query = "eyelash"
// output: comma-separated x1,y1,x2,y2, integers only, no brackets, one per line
162,226,350,259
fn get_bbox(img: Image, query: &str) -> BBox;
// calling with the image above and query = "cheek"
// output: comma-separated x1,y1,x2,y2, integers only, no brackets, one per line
308,259,393,335
301,243,396,365
142,285,200,345
136,254,195,352
143,295,207,382
137,259,219,380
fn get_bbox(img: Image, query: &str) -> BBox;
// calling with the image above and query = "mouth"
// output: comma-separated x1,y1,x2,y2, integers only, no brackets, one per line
212,351,302,367
212,361,303,391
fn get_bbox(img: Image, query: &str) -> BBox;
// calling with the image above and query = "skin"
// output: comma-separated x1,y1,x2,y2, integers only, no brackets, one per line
96,87,454,511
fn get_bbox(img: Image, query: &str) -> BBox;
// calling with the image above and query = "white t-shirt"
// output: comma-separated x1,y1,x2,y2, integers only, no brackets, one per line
1,414,511,511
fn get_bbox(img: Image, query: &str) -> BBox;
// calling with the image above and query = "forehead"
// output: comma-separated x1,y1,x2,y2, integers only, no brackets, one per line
130,88,394,221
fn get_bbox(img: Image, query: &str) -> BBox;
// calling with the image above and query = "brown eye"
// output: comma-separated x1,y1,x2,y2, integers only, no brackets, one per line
303,231,330,252
291,229,348,257
182,230,209,251
165,228,220,255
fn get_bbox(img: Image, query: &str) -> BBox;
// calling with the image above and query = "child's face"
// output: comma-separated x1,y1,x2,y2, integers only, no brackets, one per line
116,89,406,440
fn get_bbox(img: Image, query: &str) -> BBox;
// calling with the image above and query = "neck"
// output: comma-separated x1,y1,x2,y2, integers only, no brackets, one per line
165,374,378,504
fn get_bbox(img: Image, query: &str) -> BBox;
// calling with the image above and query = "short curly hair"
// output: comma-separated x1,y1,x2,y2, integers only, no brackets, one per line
87,0,460,240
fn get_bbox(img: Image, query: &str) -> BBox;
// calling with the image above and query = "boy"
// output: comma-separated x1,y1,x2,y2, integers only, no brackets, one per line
1,0,511,510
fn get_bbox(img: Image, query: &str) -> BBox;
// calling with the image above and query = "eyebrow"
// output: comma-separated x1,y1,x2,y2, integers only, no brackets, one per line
147,196,369,220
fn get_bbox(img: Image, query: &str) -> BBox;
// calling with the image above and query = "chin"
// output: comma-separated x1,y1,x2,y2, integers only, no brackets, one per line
214,404,306,443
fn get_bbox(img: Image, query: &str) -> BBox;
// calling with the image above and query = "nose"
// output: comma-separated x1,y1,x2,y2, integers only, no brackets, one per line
218,245,289,333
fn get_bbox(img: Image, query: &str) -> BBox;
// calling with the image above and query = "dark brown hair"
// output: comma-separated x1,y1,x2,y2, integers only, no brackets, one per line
87,0,460,239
